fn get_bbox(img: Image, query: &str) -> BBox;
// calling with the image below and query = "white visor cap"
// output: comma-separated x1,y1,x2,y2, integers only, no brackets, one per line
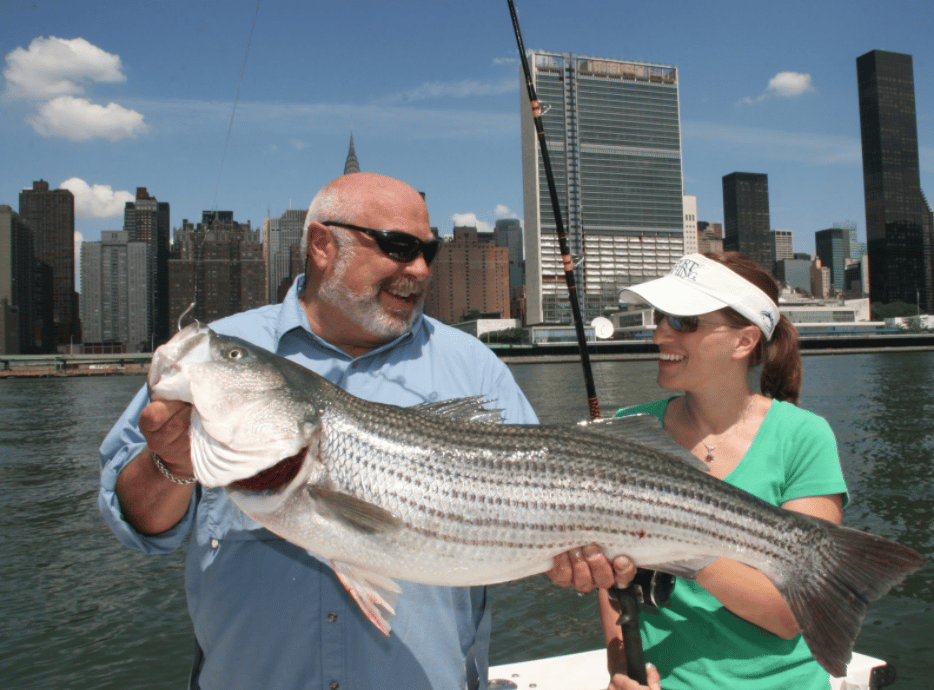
620,254,779,340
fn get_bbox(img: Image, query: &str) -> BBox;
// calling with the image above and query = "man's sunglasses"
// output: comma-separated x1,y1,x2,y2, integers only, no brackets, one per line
653,310,735,333
321,221,441,266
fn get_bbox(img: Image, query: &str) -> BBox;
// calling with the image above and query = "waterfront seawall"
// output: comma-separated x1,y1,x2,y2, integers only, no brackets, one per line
4,332,934,376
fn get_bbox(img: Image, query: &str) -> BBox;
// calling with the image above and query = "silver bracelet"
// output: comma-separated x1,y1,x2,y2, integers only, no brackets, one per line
151,451,196,485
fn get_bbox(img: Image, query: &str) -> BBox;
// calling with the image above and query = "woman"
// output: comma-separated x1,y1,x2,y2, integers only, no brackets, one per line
602,252,848,690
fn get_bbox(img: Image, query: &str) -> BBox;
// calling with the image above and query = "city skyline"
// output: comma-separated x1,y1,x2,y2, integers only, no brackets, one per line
1,0,932,278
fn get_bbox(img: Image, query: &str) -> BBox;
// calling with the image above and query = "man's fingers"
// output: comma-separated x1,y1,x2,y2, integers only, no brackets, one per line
140,399,190,431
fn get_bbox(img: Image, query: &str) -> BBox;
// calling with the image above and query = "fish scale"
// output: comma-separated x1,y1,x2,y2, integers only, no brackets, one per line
147,322,927,677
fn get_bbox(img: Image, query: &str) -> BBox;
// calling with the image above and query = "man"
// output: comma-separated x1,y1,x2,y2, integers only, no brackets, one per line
99,173,631,689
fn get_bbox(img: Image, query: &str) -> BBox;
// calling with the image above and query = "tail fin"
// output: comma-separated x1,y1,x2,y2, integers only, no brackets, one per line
782,524,926,677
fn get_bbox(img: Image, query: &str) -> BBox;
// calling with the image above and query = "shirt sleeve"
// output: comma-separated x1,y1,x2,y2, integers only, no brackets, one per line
489,364,539,425
98,383,196,554
780,406,849,507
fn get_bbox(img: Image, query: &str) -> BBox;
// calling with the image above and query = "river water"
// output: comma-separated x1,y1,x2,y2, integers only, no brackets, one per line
1,352,931,688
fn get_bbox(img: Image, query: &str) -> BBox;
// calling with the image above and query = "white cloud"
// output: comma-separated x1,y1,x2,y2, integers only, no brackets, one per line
494,204,519,219
381,75,516,105
740,71,815,104
451,212,493,233
29,96,148,141
767,71,814,98
60,177,134,218
3,36,125,101
4,36,147,142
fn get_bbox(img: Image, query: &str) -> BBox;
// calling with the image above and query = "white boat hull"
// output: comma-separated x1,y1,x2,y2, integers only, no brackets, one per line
488,648,894,690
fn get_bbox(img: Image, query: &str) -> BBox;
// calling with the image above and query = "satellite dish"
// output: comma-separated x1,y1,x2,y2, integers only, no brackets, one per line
591,317,614,340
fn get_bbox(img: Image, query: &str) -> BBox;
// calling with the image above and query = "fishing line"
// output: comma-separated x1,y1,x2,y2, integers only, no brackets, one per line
212,0,261,210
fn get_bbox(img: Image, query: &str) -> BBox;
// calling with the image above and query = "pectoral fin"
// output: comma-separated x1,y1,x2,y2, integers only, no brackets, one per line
307,486,403,534
331,561,402,635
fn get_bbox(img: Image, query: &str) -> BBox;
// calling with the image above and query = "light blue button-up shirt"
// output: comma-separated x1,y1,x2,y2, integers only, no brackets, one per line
99,276,539,690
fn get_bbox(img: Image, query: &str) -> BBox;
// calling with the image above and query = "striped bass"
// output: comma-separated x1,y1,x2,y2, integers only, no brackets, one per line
148,322,926,678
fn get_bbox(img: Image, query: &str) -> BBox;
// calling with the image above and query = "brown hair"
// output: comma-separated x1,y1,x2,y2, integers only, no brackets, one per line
705,252,802,405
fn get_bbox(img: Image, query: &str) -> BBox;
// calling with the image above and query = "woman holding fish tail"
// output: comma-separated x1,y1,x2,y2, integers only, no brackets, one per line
601,252,848,690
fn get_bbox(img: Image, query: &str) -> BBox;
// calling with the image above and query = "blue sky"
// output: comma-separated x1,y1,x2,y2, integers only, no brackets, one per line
2,0,932,275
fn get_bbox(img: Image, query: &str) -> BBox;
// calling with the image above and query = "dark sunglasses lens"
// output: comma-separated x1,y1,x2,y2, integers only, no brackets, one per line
421,242,439,265
380,232,439,265
654,311,698,332
378,234,420,262
671,315,699,332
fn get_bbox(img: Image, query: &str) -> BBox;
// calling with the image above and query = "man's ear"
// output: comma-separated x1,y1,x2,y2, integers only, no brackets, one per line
306,222,335,272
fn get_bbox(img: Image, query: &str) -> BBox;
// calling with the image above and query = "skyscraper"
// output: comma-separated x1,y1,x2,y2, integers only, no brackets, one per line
18,180,78,349
722,172,772,273
0,205,34,353
856,49,934,309
263,209,306,303
168,211,265,327
124,188,170,347
772,229,794,271
521,52,684,325
423,227,511,324
815,227,850,293
683,195,698,255
344,133,361,175
80,231,149,351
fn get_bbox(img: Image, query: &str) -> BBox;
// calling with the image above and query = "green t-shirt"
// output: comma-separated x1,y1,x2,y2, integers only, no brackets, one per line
614,398,849,690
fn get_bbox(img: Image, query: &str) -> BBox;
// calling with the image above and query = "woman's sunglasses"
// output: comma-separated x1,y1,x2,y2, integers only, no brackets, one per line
653,310,737,333
322,220,441,266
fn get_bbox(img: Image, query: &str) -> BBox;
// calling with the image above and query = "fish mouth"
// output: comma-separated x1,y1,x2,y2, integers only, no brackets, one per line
231,447,308,493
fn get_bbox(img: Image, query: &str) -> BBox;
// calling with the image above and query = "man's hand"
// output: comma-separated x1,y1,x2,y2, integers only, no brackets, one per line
139,399,194,479
546,546,637,593
116,399,196,536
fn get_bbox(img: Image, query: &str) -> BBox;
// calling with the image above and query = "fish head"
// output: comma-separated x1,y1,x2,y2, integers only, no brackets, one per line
148,325,323,489
148,321,212,402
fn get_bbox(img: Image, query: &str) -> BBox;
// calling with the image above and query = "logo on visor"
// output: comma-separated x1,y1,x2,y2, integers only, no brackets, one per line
670,257,701,281
760,311,775,333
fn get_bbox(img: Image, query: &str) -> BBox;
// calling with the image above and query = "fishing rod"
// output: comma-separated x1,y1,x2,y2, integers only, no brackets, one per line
505,0,600,422
506,2,670,685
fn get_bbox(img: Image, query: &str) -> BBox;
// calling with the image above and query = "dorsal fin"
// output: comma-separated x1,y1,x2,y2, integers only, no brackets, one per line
578,414,709,472
411,396,504,424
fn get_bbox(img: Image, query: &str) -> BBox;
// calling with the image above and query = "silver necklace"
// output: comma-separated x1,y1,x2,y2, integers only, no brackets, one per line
685,399,753,463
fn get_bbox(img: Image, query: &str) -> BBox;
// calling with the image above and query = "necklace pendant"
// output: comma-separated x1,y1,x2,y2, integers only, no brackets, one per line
705,452,714,462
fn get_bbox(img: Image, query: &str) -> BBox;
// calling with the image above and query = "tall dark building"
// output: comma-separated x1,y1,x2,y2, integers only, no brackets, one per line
722,172,772,273
124,187,170,348
857,49,934,310
18,180,78,349
169,211,265,328
815,228,850,293
0,205,34,353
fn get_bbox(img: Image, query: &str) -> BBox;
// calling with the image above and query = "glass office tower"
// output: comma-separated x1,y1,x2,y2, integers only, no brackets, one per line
521,52,684,325
857,49,934,310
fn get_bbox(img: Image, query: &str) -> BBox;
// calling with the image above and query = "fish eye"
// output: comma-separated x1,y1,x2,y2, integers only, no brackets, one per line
227,348,243,360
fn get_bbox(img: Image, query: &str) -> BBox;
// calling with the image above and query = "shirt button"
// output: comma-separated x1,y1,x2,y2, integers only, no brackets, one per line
210,539,219,549
330,683,339,690
327,612,338,622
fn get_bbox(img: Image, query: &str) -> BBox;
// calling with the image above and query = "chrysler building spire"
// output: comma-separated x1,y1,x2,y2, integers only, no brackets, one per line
343,133,360,174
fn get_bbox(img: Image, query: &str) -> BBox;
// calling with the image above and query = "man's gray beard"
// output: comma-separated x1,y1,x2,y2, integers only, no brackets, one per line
318,250,425,341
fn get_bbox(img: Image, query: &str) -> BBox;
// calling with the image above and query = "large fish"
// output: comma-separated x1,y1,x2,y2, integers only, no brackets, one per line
148,322,925,677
